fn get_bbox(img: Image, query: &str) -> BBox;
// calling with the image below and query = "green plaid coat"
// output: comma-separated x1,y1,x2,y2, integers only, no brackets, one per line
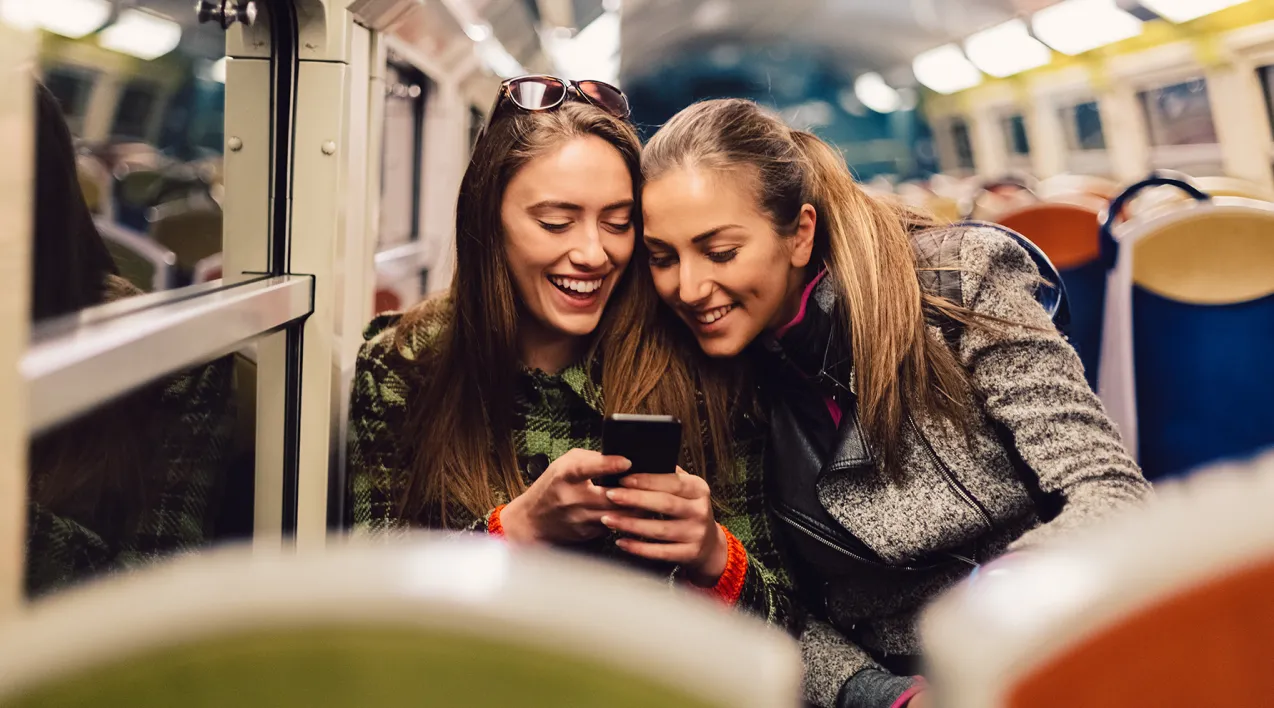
25,284,236,596
347,298,798,628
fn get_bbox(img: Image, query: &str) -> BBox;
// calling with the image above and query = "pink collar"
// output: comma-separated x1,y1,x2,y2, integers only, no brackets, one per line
773,269,828,340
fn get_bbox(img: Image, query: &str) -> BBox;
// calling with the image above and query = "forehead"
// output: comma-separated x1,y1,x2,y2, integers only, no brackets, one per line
643,166,767,238
505,134,633,204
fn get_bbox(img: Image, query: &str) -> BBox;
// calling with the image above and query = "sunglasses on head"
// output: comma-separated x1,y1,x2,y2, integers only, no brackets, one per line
483,75,630,131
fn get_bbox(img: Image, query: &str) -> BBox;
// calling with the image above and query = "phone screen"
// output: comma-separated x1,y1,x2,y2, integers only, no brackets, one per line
598,414,682,487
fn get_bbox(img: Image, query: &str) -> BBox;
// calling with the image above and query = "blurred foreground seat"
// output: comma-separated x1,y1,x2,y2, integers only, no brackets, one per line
0,536,801,708
923,448,1274,708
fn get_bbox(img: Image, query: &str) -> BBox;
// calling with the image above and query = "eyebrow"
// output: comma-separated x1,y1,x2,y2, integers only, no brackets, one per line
645,225,741,248
691,225,742,244
527,199,634,212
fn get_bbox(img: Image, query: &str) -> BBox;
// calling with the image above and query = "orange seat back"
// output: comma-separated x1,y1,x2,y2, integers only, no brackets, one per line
1010,558,1274,708
998,203,1101,270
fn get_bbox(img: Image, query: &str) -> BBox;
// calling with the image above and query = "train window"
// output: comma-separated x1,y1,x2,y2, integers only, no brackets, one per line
41,66,95,135
112,81,161,142
950,118,975,170
1139,77,1218,146
1061,100,1106,152
29,0,229,328
1002,113,1031,156
25,338,260,599
1259,65,1274,140
378,60,430,250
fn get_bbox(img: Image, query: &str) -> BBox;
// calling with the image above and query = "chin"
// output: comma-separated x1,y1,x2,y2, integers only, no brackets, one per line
695,335,747,359
548,313,605,338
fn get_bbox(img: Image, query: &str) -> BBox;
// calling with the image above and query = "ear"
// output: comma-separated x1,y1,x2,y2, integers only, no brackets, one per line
789,204,817,269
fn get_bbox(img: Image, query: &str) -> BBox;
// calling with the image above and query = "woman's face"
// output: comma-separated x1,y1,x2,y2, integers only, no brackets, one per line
643,166,815,358
502,134,636,343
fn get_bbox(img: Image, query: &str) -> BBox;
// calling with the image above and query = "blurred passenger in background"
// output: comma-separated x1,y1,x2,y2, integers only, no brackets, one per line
347,79,793,618
25,82,234,596
638,98,1151,708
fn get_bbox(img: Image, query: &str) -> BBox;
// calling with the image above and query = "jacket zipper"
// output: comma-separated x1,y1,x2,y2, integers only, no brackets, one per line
910,414,996,534
772,504,883,566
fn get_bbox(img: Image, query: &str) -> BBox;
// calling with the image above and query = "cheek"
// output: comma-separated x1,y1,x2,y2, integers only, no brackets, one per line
606,232,636,270
649,267,678,303
503,223,550,273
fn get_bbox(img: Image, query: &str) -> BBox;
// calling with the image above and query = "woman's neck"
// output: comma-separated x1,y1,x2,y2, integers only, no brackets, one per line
517,321,586,375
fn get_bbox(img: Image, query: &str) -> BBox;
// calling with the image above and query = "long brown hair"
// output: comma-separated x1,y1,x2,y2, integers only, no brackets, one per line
643,98,979,474
394,102,735,525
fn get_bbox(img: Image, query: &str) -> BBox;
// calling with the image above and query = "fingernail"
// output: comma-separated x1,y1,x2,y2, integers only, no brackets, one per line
619,459,633,470
601,515,614,527
605,490,618,501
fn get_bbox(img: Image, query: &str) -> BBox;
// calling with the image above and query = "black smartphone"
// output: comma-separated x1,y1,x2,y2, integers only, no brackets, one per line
597,414,682,487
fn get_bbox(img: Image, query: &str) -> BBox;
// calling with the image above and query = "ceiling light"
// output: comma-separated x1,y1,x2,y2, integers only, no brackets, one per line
99,9,182,60
1140,0,1248,23
912,44,983,95
6,0,110,38
475,38,525,79
965,19,1052,77
1033,0,1142,55
463,22,491,42
854,72,902,114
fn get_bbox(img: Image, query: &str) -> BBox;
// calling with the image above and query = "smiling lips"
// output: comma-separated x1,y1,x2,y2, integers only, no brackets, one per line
548,274,606,299
691,303,737,325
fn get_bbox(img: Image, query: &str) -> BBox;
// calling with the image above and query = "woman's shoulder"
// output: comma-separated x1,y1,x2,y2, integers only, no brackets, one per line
359,293,453,367
912,221,1042,302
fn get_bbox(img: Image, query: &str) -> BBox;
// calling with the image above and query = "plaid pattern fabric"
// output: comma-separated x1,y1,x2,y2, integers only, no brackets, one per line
25,352,235,597
347,298,798,630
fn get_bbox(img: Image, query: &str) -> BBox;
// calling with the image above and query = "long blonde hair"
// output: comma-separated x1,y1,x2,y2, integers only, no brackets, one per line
643,98,976,473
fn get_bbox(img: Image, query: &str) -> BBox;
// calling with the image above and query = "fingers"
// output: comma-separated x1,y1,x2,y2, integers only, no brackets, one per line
620,469,708,499
613,537,695,564
604,487,696,518
554,449,632,483
600,514,696,543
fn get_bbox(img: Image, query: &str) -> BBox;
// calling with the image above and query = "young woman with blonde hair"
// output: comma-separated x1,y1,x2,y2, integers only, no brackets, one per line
635,98,1150,708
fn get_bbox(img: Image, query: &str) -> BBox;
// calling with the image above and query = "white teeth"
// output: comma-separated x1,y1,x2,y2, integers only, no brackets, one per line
695,304,736,324
549,276,604,294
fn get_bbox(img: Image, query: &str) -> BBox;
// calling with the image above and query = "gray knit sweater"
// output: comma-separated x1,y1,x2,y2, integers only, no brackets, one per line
767,225,1152,708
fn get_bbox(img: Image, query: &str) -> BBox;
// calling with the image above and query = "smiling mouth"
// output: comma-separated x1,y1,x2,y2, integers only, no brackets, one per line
548,274,606,299
692,303,737,325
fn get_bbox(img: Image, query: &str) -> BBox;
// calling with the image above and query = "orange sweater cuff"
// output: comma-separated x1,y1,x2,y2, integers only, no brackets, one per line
487,504,507,537
703,524,748,606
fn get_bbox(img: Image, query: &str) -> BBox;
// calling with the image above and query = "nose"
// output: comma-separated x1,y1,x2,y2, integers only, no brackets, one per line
568,223,607,271
678,259,713,306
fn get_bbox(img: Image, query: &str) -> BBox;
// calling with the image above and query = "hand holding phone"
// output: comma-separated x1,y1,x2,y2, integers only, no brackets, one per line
498,448,632,544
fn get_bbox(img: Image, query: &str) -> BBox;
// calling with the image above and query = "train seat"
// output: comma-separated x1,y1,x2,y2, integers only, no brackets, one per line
192,253,224,284
1099,178,1274,479
998,203,1104,389
95,219,178,293
150,208,223,276
1036,174,1120,203
922,448,1274,708
0,538,801,708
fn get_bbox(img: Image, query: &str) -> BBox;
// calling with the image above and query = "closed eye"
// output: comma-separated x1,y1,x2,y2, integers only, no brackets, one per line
707,248,739,263
539,221,571,233
648,252,677,268
603,221,633,234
